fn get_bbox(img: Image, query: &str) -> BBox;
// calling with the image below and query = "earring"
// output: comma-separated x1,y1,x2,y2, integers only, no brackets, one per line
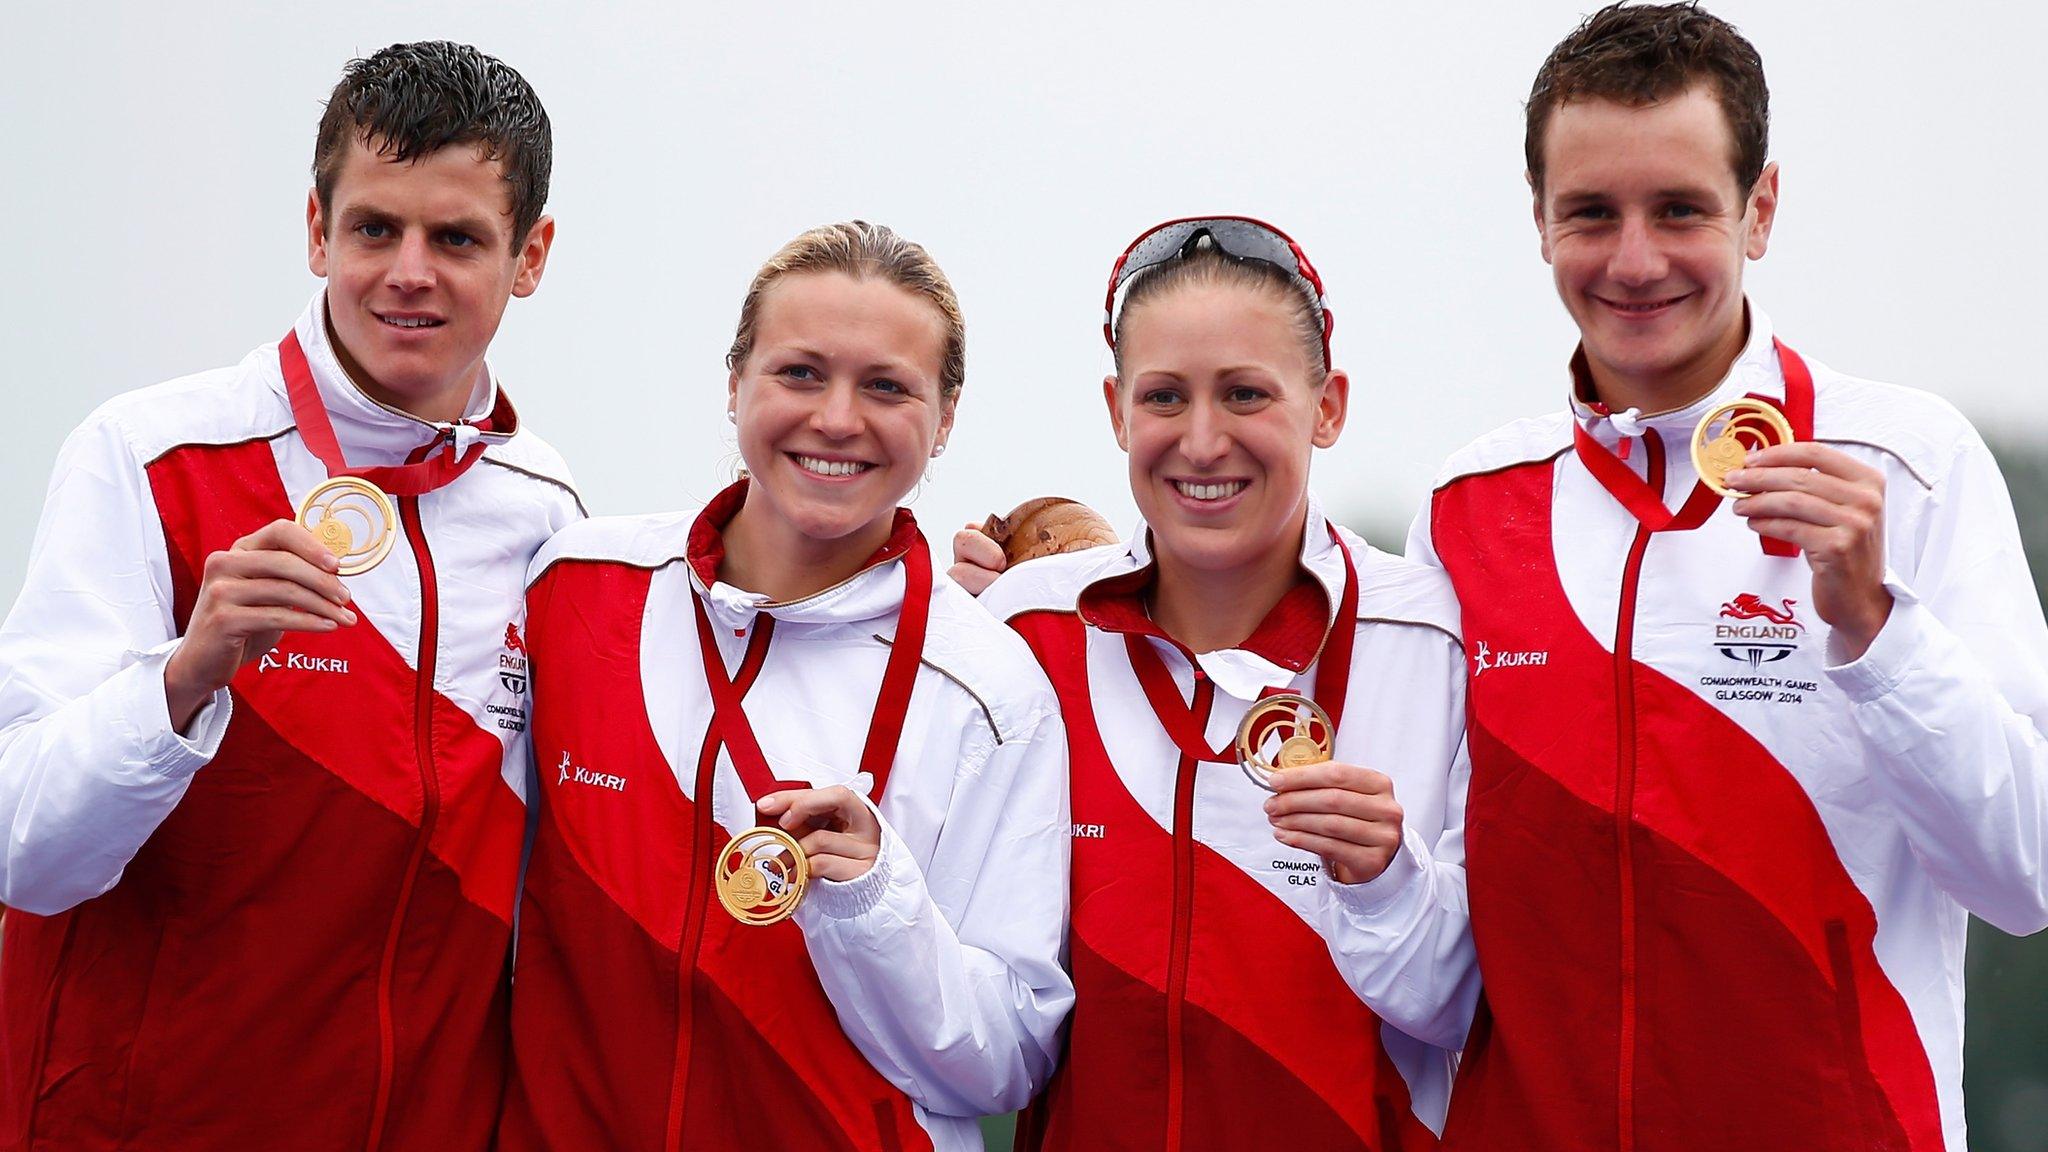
931,442,948,457
726,410,738,425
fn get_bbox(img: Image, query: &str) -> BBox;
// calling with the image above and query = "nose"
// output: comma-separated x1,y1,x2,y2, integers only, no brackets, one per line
810,380,863,439
1607,213,1667,287
387,230,435,292
1179,400,1231,468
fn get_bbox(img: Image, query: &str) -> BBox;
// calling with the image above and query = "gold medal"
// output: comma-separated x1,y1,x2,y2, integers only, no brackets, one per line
295,476,398,575
1691,399,1795,498
1235,693,1334,792
714,825,810,926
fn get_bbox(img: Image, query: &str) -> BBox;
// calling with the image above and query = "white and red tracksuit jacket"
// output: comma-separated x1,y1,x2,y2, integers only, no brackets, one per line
979,495,1479,1151
1412,309,2048,1151
500,481,1073,1152
0,295,581,1151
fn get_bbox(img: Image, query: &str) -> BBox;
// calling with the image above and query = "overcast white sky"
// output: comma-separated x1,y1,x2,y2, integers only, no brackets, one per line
4,0,2044,604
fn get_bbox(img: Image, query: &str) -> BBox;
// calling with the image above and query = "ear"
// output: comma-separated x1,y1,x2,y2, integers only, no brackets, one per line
727,368,742,420
1744,162,1779,261
1102,375,1130,452
1528,172,1555,264
511,215,556,298
307,188,329,278
1311,369,1350,449
933,392,959,455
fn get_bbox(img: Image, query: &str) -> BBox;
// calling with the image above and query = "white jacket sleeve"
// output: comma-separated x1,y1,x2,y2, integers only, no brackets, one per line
793,704,1073,1118
1825,431,2048,936
0,412,231,914
1314,729,1480,1052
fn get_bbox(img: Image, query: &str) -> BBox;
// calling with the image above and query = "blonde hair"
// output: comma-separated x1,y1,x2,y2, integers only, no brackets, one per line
724,221,965,398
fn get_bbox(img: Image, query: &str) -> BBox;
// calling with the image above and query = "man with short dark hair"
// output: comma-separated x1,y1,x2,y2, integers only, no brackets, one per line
1411,4,2048,1148
0,41,579,1150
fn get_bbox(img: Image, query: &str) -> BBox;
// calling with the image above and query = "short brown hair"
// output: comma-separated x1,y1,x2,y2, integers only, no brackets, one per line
725,221,966,399
314,41,552,242
1525,2,1769,198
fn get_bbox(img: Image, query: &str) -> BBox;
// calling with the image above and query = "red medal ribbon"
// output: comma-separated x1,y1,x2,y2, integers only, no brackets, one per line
1123,526,1360,764
1572,337,1814,556
279,328,490,495
692,533,934,802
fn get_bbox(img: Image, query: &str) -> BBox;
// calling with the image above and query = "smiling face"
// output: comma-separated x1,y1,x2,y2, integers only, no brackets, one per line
727,271,955,559
307,133,553,422
1536,85,1777,411
1107,280,1346,582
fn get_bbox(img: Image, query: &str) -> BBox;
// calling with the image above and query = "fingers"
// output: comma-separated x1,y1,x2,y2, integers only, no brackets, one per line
758,786,877,839
1265,784,1402,827
236,519,345,574
1723,464,1872,510
947,527,1007,596
1264,763,1403,885
753,787,882,884
1730,488,1866,530
1741,442,1886,486
1268,827,1397,884
1269,810,1402,848
1266,761,1393,797
795,829,881,882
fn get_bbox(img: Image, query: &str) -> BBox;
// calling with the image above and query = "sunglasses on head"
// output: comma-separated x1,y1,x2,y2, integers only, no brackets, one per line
1102,216,1333,365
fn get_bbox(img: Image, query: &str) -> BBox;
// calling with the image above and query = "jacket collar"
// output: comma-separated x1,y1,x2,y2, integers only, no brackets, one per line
1568,302,1788,451
685,478,919,633
283,291,516,469
1078,490,1344,697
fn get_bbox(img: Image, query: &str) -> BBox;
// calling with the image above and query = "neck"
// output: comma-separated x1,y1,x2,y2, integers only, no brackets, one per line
324,309,477,425
1149,509,1309,655
1586,311,1749,416
718,489,899,603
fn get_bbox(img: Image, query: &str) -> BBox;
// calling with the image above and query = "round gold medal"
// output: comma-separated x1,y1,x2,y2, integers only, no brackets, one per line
1235,693,1335,792
714,825,810,926
1691,399,1795,498
295,476,398,575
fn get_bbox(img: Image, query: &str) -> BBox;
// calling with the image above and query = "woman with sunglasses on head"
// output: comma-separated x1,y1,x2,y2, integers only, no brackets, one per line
499,222,1073,1152
955,218,1479,1150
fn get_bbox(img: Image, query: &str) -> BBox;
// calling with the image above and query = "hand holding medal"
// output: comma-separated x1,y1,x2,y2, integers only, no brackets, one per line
1240,695,1404,885
1691,398,1795,497
162,519,359,731
697,533,933,927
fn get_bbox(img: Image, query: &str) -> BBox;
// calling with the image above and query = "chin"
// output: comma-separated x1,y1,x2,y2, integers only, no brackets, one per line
1150,522,1268,576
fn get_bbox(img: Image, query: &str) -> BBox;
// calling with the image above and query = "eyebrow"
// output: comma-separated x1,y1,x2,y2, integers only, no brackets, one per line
772,343,936,383
1551,184,1726,206
338,204,503,242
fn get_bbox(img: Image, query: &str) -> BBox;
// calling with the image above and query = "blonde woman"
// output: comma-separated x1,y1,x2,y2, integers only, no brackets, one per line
957,218,1477,1150
500,222,1072,1152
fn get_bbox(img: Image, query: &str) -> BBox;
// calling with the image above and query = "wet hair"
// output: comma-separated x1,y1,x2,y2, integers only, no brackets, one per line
1526,2,1769,199
725,221,966,399
1111,240,1328,380
313,41,552,242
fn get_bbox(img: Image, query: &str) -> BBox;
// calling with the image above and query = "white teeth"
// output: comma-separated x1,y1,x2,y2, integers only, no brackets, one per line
381,316,441,329
796,455,869,478
1173,480,1248,501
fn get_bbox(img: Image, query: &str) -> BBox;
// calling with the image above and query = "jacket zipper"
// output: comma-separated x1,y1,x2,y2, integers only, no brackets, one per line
1609,435,1667,1152
1162,672,1214,1152
665,617,776,1152
364,490,442,1152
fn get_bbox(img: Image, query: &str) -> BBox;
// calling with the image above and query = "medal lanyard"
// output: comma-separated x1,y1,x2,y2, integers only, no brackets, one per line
1572,338,1814,557
692,535,934,802
1123,527,1360,764
279,329,489,496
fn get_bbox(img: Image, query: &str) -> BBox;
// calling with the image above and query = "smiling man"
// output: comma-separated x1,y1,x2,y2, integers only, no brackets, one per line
1409,4,2048,1150
0,42,579,1151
